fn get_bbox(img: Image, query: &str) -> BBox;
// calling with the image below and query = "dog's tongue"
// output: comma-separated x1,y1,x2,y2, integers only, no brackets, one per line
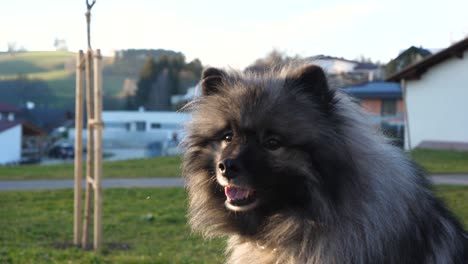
225,186,250,201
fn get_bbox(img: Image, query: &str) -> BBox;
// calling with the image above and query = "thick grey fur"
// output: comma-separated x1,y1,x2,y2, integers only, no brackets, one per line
182,64,467,264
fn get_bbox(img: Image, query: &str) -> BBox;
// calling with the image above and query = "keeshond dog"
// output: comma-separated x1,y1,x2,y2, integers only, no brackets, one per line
181,64,467,264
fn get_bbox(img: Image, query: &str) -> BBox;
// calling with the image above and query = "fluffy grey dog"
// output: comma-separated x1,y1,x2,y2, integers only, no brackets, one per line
181,64,467,264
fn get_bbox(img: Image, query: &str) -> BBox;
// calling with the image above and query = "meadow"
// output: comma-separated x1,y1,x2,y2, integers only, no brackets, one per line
410,149,468,174
0,186,466,264
0,156,181,180
1,149,467,181
0,188,224,263
0,51,127,107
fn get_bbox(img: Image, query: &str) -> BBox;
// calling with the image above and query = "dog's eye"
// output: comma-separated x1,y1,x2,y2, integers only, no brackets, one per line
264,138,281,150
223,132,233,143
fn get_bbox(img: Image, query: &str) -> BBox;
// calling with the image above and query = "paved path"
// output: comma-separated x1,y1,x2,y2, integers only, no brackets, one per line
0,175,467,192
0,178,184,191
429,174,468,186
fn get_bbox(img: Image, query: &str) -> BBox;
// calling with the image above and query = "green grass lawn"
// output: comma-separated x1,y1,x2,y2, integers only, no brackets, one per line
411,149,468,174
0,188,225,263
1,149,467,181
0,186,466,263
0,156,181,180
434,185,468,223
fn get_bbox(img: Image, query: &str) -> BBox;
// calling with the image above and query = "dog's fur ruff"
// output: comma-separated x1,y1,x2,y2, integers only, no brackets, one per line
181,64,468,264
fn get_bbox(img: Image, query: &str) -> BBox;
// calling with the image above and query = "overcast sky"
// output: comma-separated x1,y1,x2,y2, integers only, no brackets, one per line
1,0,467,68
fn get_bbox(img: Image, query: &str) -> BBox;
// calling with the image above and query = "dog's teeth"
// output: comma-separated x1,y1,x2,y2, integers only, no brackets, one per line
225,186,256,205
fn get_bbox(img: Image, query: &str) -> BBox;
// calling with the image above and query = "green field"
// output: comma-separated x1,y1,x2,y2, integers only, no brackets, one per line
435,185,468,223
410,149,468,174
0,188,225,263
0,156,181,180
0,186,466,263
0,51,128,107
0,51,74,75
0,149,467,181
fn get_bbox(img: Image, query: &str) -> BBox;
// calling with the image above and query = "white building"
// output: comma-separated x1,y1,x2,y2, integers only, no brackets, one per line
70,111,190,149
306,55,384,81
0,122,22,165
387,37,468,150
0,103,22,164
307,55,357,74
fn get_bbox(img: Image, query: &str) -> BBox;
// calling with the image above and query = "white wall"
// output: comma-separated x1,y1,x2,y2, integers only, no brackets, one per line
405,49,468,149
70,111,190,148
309,59,356,74
103,111,190,131
103,111,189,124
70,129,175,148
0,125,22,164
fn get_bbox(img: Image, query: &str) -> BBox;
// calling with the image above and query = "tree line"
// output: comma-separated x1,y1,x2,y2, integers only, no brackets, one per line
125,53,202,110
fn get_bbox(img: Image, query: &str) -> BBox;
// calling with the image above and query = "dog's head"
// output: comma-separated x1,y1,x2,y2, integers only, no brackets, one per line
183,65,353,236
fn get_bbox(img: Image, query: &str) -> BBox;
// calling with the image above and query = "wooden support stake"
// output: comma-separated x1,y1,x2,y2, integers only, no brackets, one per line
86,176,95,187
93,49,103,250
82,48,95,249
74,50,85,246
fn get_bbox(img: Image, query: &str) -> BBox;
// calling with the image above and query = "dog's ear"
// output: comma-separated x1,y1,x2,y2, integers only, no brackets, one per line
286,64,334,105
200,67,226,96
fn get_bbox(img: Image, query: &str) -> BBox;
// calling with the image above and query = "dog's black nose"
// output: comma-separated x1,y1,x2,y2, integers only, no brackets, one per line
218,159,238,179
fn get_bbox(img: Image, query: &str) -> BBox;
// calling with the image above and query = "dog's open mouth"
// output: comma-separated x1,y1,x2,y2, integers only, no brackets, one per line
224,186,259,211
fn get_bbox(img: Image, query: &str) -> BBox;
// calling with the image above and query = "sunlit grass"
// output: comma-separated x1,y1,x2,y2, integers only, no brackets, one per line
0,51,75,73
0,156,181,180
0,51,128,106
434,185,468,226
2,148,468,181
0,188,225,263
411,149,468,174
0,186,465,263
0,70,72,81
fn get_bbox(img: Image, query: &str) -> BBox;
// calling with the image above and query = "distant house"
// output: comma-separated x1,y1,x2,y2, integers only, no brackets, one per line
344,82,404,117
0,103,46,164
69,111,190,149
343,82,404,145
307,55,385,87
0,103,22,164
387,37,468,150
20,122,47,162
0,102,19,122
0,121,22,164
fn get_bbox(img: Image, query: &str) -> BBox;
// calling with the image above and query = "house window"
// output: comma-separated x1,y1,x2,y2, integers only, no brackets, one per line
381,100,396,116
106,122,126,129
151,123,161,129
161,123,179,129
135,121,146,131
7,113,14,121
0,113,3,120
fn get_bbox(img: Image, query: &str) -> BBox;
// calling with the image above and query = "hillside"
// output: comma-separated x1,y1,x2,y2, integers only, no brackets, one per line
0,51,74,75
0,51,128,108
0,50,199,110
